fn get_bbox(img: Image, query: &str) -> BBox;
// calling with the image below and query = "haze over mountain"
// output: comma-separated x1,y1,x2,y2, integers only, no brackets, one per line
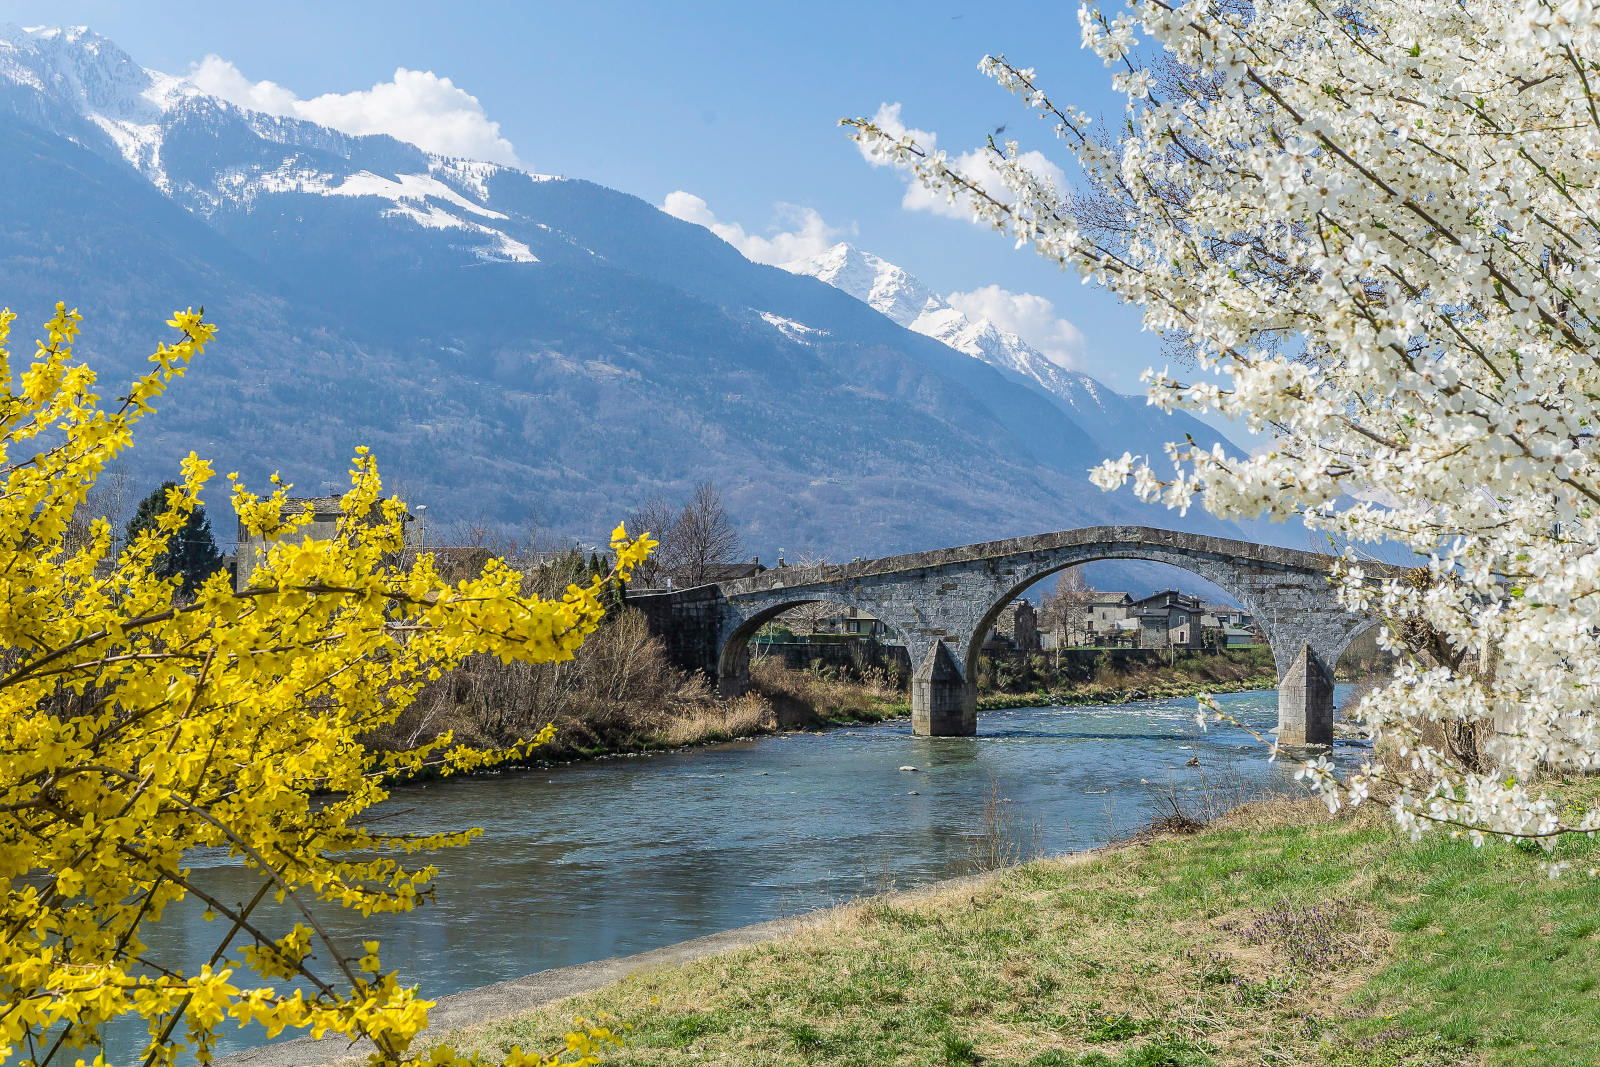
782,243,1226,455
0,24,1272,572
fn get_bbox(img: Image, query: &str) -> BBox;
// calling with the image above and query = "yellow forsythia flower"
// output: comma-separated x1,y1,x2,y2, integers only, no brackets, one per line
0,306,645,1066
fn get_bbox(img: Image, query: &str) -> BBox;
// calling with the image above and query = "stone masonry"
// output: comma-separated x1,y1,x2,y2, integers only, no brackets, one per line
627,525,1376,748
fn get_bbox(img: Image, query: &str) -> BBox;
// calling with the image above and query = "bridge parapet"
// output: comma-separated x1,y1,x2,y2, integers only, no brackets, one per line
714,526,1342,598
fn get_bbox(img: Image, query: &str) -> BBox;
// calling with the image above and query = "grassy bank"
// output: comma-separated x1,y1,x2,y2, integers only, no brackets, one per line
430,792,1600,1067
748,657,907,728
977,675,1276,712
976,647,1279,711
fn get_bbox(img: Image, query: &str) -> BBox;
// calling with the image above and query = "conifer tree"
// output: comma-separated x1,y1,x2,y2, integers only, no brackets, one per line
125,479,223,594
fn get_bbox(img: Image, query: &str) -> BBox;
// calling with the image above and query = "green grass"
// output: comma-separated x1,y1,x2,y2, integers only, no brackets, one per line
975,674,1276,712
432,795,1600,1067
975,648,1280,710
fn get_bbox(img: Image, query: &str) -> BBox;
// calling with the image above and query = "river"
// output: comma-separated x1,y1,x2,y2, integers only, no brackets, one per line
102,687,1365,1063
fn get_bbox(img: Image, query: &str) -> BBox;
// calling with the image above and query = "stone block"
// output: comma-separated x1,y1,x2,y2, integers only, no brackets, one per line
1278,643,1334,748
912,642,975,737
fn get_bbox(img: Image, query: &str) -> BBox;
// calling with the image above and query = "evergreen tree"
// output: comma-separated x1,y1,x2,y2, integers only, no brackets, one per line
125,481,223,595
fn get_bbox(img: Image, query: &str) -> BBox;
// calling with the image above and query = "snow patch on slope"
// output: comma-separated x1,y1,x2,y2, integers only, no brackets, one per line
759,311,827,343
327,171,508,219
1,25,202,188
784,243,1245,460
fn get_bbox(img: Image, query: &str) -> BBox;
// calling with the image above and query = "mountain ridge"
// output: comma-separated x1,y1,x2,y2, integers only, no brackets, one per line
0,24,1276,582
783,242,1224,455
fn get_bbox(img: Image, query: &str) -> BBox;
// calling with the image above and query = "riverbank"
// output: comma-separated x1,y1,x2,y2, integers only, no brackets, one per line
976,674,1278,711
373,584,1294,772
580,647,1286,755
169,691,1310,1067
379,642,1292,776
426,789,1600,1067
389,662,1296,781
526,654,1280,768
974,645,1279,709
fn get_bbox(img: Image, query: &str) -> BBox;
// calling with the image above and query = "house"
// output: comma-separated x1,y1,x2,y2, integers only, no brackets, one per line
837,606,891,639
983,601,1041,652
659,558,766,589
1130,589,1205,649
1087,592,1134,638
1222,626,1257,648
790,605,893,641
662,559,761,585
234,496,415,592
1201,603,1255,630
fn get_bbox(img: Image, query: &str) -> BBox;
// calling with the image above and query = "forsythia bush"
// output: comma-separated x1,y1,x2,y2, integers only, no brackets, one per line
0,305,651,1066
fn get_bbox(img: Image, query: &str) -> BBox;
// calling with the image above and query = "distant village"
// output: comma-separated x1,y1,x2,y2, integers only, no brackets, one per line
754,587,1263,654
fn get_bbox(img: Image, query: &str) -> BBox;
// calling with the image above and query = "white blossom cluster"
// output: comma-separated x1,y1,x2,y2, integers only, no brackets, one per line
849,0,1600,848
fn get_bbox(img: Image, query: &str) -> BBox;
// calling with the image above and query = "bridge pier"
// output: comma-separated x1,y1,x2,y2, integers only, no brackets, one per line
912,642,976,736
1276,643,1334,749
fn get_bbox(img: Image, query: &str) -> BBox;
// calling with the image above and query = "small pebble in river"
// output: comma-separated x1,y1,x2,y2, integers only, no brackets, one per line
898,765,917,772
908,791,918,796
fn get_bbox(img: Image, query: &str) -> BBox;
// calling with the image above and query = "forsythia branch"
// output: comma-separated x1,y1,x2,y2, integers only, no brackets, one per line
0,304,653,1065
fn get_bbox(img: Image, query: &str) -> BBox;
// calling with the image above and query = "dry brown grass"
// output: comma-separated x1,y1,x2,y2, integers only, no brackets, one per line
652,693,774,747
373,608,778,760
372,610,914,764
747,658,906,728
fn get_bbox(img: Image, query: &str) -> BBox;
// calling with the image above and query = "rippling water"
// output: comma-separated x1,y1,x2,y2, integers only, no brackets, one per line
102,687,1365,1062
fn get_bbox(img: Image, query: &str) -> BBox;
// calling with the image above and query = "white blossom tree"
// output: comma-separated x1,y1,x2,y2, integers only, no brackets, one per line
849,0,1600,850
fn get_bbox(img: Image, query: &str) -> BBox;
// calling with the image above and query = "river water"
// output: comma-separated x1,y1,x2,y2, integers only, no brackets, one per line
103,687,1364,1063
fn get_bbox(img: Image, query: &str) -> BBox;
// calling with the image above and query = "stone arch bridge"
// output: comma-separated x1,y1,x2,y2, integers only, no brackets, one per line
629,526,1375,748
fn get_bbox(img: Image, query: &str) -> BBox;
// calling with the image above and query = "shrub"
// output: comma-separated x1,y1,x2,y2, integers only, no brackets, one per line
0,306,641,1065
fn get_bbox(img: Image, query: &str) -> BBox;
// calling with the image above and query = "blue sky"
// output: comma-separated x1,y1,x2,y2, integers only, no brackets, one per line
1,0,1171,392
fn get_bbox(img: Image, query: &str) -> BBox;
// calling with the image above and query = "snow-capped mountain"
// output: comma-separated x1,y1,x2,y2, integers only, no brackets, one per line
0,25,1266,564
785,243,1218,452
0,25,550,265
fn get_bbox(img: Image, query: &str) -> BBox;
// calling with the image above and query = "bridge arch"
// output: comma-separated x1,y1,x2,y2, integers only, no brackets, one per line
715,593,913,699
961,543,1300,683
1325,615,1386,684
951,541,1375,748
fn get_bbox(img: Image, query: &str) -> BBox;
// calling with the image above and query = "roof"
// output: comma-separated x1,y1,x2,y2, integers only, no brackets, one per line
1134,602,1201,619
1133,589,1202,610
1091,592,1132,604
672,562,767,581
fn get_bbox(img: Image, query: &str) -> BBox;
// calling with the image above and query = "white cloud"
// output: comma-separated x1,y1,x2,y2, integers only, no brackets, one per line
946,284,1086,369
863,101,1067,222
660,191,852,265
189,55,521,166
856,103,940,165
